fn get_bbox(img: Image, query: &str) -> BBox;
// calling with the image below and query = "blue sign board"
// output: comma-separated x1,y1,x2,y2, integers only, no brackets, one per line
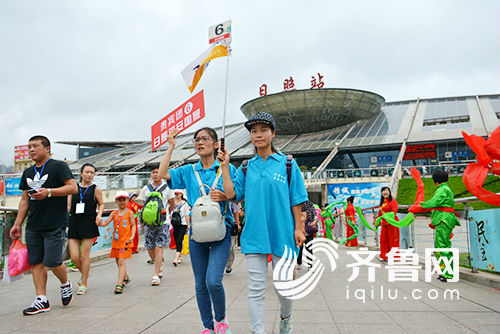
89,216,142,254
90,216,114,253
451,150,470,158
377,155,393,163
327,182,389,208
5,177,22,196
468,209,500,272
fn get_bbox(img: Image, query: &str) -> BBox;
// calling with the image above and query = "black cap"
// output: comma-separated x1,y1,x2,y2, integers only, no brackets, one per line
244,112,276,131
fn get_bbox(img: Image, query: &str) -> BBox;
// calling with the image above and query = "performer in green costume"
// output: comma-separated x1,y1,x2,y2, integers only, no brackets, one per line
409,169,460,282
321,201,346,240
323,215,334,240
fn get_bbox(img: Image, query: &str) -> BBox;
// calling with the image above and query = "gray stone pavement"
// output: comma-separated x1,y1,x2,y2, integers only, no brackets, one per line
1,245,499,334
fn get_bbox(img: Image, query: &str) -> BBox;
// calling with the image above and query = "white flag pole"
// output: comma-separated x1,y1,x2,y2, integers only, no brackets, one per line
220,46,231,152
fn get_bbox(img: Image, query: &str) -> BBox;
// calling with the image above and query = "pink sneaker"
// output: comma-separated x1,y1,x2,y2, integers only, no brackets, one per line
215,318,231,334
200,329,215,334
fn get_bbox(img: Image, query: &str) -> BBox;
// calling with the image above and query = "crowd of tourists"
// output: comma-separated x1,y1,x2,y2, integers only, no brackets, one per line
9,112,459,334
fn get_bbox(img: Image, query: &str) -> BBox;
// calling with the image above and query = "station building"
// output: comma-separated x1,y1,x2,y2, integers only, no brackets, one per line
60,89,499,205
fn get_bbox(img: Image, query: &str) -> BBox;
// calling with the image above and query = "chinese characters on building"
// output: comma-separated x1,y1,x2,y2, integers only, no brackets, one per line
259,84,267,96
403,143,437,160
259,73,326,96
14,145,30,161
310,73,324,89
283,76,296,91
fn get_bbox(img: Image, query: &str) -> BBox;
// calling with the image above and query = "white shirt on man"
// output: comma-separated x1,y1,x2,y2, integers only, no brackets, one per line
139,180,175,209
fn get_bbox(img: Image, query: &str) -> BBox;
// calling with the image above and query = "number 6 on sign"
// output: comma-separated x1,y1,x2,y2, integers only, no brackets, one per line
209,20,231,45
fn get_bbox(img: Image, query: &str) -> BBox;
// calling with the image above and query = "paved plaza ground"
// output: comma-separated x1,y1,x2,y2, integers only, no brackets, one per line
1,240,499,334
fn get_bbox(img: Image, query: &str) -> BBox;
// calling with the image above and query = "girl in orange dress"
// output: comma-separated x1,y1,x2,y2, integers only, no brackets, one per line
100,191,136,294
344,196,359,247
377,187,399,261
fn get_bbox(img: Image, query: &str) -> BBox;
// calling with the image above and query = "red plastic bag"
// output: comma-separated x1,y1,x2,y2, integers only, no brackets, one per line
169,228,176,249
8,239,32,277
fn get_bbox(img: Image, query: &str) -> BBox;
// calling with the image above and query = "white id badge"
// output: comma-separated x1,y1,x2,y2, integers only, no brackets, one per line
75,203,85,214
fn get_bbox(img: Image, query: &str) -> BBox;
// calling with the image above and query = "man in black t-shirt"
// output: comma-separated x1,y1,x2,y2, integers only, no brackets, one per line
9,135,78,316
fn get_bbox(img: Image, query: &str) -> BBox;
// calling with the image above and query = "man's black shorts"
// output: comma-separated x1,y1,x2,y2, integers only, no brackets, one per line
25,226,65,267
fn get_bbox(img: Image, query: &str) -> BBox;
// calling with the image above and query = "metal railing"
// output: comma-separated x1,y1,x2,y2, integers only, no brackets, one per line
0,207,19,258
2,163,471,198
302,163,469,181
0,172,152,198
1,207,119,260
2,194,498,274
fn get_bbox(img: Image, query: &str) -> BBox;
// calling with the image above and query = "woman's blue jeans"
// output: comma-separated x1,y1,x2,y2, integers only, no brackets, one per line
189,226,231,330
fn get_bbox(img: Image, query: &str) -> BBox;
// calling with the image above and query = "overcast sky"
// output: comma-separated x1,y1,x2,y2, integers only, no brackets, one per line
1,0,499,165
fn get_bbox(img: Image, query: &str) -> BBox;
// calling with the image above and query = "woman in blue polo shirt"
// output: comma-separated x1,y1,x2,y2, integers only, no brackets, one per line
218,112,308,334
158,127,236,334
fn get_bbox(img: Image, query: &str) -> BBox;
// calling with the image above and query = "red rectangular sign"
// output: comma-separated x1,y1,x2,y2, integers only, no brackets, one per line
403,143,437,160
209,33,230,44
151,90,205,151
14,145,29,161
0,180,4,196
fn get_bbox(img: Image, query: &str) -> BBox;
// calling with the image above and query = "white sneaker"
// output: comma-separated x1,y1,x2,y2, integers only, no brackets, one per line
279,316,292,334
152,276,161,286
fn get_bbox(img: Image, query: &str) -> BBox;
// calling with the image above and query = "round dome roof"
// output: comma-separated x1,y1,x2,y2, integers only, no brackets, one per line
240,88,385,135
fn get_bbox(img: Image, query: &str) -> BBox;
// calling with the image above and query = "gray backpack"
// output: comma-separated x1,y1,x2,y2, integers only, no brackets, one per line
190,165,227,243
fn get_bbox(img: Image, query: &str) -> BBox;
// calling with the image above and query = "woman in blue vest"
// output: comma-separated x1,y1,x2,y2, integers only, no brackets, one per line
158,128,236,334
218,112,308,334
